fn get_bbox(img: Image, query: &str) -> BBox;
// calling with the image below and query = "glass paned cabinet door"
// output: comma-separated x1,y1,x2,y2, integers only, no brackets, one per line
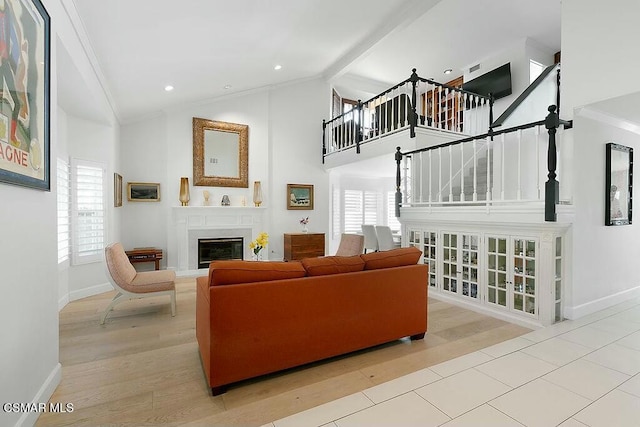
423,231,437,288
513,238,536,315
442,233,458,294
461,234,479,299
486,236,507,307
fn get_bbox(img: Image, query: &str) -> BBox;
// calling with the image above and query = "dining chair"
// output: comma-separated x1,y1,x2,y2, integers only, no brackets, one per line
375,225,401,251
361,224,379,253
335,233,365,256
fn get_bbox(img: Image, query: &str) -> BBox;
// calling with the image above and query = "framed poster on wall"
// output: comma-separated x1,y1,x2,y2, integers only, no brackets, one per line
0,0,51,191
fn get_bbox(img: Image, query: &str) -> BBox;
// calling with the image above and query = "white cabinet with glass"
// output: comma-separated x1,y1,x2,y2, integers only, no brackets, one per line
403,221,564,327
442,232,480,300
409,229,437,288
486,236,538,318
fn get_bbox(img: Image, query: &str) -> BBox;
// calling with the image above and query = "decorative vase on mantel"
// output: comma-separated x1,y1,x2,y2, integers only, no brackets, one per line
253,181,263,207
301,223,308,233
179,177,190,206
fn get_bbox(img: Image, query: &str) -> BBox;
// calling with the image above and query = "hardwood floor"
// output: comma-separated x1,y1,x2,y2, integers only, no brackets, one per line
38,278,530,426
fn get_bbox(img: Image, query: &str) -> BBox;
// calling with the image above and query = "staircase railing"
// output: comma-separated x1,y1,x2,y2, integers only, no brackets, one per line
322,69,492,162
395,105,572,221
436,140,489,203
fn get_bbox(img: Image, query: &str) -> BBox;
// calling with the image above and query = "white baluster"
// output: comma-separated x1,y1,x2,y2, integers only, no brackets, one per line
517,129,522,200
536,125,541,199
460,143,465,202
429,150,433,205
403,155,408,204
501,133,505,201
445,88,450,130
473,138,478,201
431,85,436,128
438,147,443,203
419,151,423,204
486,137,492,203
449,145,453,202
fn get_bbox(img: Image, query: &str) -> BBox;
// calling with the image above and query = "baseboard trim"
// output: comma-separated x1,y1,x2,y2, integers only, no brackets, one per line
69,282,113,302
564,285,640,320
429,291,543,330
16,363,62,427
58,294,69,311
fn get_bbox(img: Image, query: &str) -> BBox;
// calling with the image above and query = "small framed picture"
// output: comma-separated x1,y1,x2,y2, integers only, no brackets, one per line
127,182,161,202
287,184,314,210
114,173,123,207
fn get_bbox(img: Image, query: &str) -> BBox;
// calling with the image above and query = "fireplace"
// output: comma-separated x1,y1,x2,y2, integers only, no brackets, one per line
198,237,244,268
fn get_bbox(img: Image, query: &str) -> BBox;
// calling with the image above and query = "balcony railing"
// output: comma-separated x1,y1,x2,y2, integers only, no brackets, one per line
395,105,572,222
322,69,492,162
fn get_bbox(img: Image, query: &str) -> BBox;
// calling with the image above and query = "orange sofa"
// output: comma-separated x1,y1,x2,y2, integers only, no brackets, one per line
195,246,428,395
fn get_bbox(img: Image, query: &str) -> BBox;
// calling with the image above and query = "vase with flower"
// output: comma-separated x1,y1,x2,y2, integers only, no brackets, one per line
249,232,268,261
300,217,309,233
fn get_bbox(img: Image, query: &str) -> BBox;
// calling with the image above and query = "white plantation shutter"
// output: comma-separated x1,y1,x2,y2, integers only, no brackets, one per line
343,190,363,234
363,191,378,225
387,191,401,232
71,159,106,264
332,186,341,238
57,158,70,264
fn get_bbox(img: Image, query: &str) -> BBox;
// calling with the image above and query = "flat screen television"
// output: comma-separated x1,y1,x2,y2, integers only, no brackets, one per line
462,63,512,100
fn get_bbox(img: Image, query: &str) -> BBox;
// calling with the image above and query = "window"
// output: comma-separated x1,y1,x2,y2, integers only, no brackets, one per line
342,189,380,234
332,185,341,239
71,159,106,265
387,191,401,233
343,190,363,234
530,60,546,84
57,158,70,264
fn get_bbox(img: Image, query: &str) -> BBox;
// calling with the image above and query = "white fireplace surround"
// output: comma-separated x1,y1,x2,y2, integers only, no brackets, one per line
172,206,266,271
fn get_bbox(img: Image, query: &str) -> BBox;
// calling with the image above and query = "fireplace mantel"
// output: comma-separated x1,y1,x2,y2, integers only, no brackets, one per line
172,206,266,271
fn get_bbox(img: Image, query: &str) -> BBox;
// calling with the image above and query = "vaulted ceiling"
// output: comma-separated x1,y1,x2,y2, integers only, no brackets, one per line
68,0,562,123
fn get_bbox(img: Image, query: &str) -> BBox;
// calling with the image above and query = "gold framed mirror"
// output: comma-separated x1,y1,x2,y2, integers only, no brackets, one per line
193,118,248,187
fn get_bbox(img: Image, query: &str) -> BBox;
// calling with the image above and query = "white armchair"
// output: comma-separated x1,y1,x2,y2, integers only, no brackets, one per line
102,242,176,324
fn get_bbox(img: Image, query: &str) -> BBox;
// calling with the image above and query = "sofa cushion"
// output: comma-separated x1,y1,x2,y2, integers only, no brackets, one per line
360,247,421,270
208,260,306,286
301,255,365,276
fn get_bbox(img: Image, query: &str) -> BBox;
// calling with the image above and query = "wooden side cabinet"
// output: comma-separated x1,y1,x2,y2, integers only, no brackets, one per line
284,233,325,261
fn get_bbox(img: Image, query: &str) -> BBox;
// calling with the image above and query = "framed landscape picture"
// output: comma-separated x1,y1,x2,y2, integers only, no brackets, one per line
287,184,314,210
127,182,161,202
0,0,51,191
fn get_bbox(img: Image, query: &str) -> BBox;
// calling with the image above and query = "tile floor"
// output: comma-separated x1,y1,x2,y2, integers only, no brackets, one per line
266,297,640,427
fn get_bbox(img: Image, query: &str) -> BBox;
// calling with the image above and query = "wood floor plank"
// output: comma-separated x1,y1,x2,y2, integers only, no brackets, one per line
38,278,530,426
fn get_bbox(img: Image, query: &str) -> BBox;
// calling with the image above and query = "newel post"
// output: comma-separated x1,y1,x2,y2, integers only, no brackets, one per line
545,105,560,222
410,68,419,138
395,147,403,217
322,119,326,164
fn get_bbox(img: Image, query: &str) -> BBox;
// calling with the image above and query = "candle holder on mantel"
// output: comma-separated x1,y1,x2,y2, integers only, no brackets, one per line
179,177,190,206
253,181,263,207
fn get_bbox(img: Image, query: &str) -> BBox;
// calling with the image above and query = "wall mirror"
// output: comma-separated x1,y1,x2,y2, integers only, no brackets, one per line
605,142,633,226
193,118,248,187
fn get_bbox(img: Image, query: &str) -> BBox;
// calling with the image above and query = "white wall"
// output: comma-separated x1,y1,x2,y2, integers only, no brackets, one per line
562,0,640,118
560,0,640,317
0,0,120,425
121,78,330,266
464,38,554,124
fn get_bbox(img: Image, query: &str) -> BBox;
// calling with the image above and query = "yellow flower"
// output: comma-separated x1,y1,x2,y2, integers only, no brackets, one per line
249,241,256,249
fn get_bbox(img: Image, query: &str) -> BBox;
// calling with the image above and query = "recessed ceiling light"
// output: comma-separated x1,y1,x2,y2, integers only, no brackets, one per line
274,64,282,70
164,85,174,91
444,69,453,75
223,84,232,90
